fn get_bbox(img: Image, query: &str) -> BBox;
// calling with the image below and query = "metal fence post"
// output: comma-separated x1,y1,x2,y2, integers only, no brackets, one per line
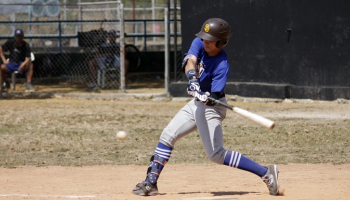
164,8,169,94
120,3,125,92
58,21,62,53
174,0,177,82
143,20,147,51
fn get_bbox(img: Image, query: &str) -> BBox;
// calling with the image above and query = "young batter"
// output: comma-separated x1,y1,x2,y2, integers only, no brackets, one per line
132,18,280,196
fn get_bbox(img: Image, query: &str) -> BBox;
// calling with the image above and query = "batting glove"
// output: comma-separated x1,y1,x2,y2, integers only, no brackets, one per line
187,78,200,93
188,91,210,103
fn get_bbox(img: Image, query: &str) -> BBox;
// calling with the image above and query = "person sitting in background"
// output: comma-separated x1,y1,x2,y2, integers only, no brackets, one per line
0,28,35,92
87,29,129,91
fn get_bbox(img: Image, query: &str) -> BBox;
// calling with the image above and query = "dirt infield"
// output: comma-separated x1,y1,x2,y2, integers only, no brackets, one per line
0,163,349,200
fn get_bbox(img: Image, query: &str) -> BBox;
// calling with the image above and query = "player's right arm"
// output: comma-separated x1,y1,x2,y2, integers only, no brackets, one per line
1,40,10,64
0,46,8,64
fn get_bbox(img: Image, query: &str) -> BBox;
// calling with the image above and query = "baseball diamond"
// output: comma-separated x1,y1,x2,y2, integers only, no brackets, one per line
0,97,349,199
0,0,350,199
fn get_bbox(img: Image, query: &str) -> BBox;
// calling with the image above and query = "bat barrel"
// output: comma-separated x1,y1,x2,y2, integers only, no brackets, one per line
207,97,274,129
233,107,275,129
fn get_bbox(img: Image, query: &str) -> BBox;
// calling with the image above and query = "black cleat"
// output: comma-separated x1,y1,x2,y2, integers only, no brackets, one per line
132,181,158,196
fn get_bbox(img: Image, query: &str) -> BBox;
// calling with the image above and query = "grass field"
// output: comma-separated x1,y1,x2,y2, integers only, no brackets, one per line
1,98,349,168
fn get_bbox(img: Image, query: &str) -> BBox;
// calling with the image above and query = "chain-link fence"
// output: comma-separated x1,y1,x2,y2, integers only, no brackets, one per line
0,1,126,92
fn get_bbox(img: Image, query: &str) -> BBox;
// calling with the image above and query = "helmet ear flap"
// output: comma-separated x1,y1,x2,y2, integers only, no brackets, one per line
215,40,228,49
215,40,221,48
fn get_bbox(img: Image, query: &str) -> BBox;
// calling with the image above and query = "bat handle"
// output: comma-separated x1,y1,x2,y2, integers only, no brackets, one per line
207,97,233,110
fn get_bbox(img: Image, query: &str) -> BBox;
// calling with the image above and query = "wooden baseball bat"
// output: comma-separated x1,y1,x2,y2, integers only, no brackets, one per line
208,97,275,130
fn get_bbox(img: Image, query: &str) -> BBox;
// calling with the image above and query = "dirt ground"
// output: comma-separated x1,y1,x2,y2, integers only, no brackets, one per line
0,90,350,199
0,163,349,200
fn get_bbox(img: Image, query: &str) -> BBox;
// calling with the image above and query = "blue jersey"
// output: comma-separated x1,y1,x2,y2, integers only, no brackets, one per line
186,37,230,94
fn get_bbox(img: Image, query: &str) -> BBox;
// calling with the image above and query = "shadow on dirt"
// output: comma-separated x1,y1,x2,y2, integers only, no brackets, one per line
176,190,259,196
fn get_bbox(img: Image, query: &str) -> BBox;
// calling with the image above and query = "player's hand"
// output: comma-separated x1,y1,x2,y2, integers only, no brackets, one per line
205,97,217,106
189,91,210,103
4,60,9,64
187,78,200,94
18,64,25,73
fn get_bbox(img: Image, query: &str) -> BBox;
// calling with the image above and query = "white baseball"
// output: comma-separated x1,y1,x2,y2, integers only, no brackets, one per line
116,131,127,141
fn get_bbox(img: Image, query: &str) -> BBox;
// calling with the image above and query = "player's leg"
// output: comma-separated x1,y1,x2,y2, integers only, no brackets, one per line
114,55,128,77
124,58,129,76
195,98,279,195
132,142,171,196
1,62,16,91
113,55,130,89
0,64,9,85
159,99,198,148
195,97,266,173
194,98,227,164
25,62,35,92
133,99,198,196
26,62,34,83
87,58,101,90
88,59,98,83
223,150,279,195
0,64,8,92
124,58,130,88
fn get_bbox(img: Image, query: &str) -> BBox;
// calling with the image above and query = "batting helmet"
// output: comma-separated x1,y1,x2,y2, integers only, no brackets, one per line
195,18,230,49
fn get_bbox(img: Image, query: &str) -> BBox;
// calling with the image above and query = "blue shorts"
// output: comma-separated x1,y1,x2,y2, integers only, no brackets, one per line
5,61,26,76
95,56,121,69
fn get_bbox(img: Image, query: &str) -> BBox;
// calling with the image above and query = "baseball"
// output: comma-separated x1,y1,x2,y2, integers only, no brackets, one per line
116,131,127,141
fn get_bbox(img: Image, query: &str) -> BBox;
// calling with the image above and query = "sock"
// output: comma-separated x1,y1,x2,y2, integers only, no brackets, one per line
224,150,267,177
26,82,31,86
154,142,172,162
145,142,173,184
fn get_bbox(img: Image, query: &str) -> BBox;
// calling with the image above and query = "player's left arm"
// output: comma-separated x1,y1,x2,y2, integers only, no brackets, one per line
18,44,31,72
18,57,30,72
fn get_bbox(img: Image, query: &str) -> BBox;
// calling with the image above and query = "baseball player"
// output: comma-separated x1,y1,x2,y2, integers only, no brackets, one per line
0,29,35,92
132,18,280,196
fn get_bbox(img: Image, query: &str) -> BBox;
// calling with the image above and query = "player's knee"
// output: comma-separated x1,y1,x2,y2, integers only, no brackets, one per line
207,148,226,164
208,154,222,164
159,127,176,148
1,64,8,72
89,59,95,66
23,63,30,71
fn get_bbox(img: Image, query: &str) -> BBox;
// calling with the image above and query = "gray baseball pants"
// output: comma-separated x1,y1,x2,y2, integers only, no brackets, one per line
160,97,228,164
